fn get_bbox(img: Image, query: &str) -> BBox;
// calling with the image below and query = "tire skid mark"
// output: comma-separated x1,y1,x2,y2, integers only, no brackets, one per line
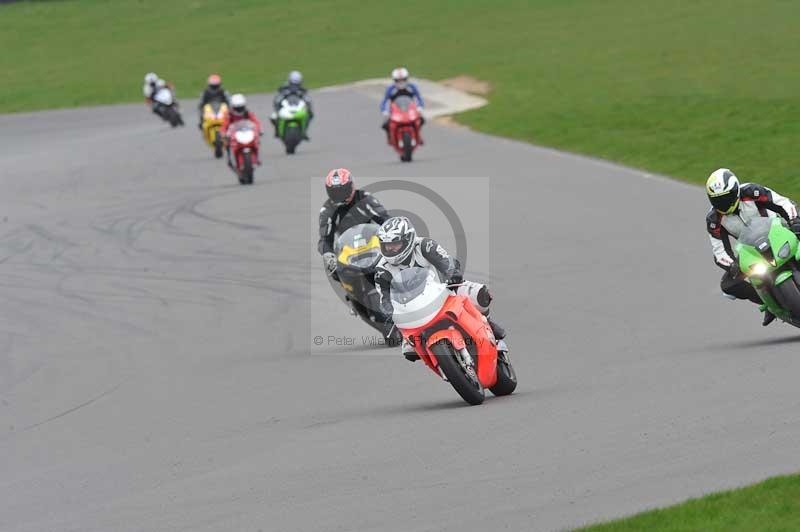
20,382,124,433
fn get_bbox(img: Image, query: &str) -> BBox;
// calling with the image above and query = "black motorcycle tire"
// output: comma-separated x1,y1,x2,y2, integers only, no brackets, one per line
429,341,485,405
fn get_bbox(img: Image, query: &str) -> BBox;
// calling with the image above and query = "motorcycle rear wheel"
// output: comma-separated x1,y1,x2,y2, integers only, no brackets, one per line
490,357,517,396
429,341,485,405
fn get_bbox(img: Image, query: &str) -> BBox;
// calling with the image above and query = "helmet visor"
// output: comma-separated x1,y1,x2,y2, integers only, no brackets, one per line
327,182,354,204
710,189,739,214
380,240,405,257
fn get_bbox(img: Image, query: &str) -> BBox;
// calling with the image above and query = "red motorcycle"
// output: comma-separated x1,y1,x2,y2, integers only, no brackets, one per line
390,267,517,405
227,120,261,185
387,95,423,162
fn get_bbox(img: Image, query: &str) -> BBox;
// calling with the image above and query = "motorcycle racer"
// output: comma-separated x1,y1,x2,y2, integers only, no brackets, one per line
318,168,389,279
197,74,230,129
222,94,262,166
143,72,159,103
380,67,425,142
150,78,178,119
374,216,507,361
706,167,800,326
271,71,314,139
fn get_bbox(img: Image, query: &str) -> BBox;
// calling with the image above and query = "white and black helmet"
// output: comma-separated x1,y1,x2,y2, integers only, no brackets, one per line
378,216,416,265
706,168,740,214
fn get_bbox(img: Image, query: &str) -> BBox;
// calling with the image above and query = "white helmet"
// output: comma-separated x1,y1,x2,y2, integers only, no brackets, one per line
391,67,409,83
288,70,303,85
155,78,167,89
706,168,740,214
378,216,416,265
144,72,158,84
231,93,247,114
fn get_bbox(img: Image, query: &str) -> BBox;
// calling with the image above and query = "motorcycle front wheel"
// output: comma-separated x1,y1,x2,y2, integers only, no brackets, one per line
284,125,302,155
400,131,413,162
772,277,800,317
429,341,484,405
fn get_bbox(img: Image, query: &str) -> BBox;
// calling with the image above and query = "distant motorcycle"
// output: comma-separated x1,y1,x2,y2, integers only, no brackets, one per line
387,95,422,162
276,95,310,155
152,87,184,127
332,223,401,345
201,102,229,158
227,120,260,185
391,267,517,405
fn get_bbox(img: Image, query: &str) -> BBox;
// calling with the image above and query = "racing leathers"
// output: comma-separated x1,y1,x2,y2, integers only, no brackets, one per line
271,84,314,138
318,190,389,277
143,81,157,103
379,83,424,114
374,238,506,360
197,86,231,128
707,182,799,304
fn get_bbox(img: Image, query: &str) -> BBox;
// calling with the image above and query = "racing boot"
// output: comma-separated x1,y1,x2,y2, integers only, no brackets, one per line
402,336,419,362
763,309,776,326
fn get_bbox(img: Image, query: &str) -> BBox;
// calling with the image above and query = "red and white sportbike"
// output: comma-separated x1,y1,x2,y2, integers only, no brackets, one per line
227,120,261,185
387,95,423,162
391,267,517,405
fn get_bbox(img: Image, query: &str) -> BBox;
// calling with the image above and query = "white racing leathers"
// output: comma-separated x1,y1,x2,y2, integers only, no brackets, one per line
375,237,491,316
706,182,798,269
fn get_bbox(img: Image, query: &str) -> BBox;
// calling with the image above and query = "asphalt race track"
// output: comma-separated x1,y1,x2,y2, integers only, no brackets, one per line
2,88,800,532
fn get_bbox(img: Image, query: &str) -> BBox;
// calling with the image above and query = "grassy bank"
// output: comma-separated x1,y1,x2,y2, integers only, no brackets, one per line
577,474,800,532
2,0,799,194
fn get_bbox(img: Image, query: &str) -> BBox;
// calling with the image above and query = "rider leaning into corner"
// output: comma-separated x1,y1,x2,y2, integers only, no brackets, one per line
706,167,800,326
318,168,389,280
222,93,262,166
374,216,508,361
197,74,231,129
380,67,425,143
143,72,159,104
270,70,314,140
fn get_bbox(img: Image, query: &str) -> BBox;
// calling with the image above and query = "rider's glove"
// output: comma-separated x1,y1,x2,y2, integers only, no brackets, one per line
446,272,463,285
323,252,337,276
789,218,800,236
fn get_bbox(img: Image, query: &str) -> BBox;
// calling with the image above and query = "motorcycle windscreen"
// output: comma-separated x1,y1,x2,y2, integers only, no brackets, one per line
229,120,256,134
390,267,449,329
393,95,413,112
335,223,381,270
738,217,777,248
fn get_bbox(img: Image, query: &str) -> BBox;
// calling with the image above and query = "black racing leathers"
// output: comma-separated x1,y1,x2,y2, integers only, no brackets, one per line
318,190,388,255
197,87,230,125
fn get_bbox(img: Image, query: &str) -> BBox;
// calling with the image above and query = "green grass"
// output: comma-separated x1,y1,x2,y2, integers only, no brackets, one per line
2,0,799,195
577,474,800,532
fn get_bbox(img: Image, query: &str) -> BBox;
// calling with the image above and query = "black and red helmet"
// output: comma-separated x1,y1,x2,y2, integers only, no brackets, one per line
325,168,355,205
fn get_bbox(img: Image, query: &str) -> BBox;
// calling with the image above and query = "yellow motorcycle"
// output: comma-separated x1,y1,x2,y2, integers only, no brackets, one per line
201,102,229,158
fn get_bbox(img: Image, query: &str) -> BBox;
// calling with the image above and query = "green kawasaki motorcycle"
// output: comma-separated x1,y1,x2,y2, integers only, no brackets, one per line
276,94,309,155
736,217,800,325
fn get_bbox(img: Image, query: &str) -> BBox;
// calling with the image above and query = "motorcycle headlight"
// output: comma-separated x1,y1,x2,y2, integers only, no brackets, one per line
750,262,768,276
779,242,791,259
235,130,255,144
